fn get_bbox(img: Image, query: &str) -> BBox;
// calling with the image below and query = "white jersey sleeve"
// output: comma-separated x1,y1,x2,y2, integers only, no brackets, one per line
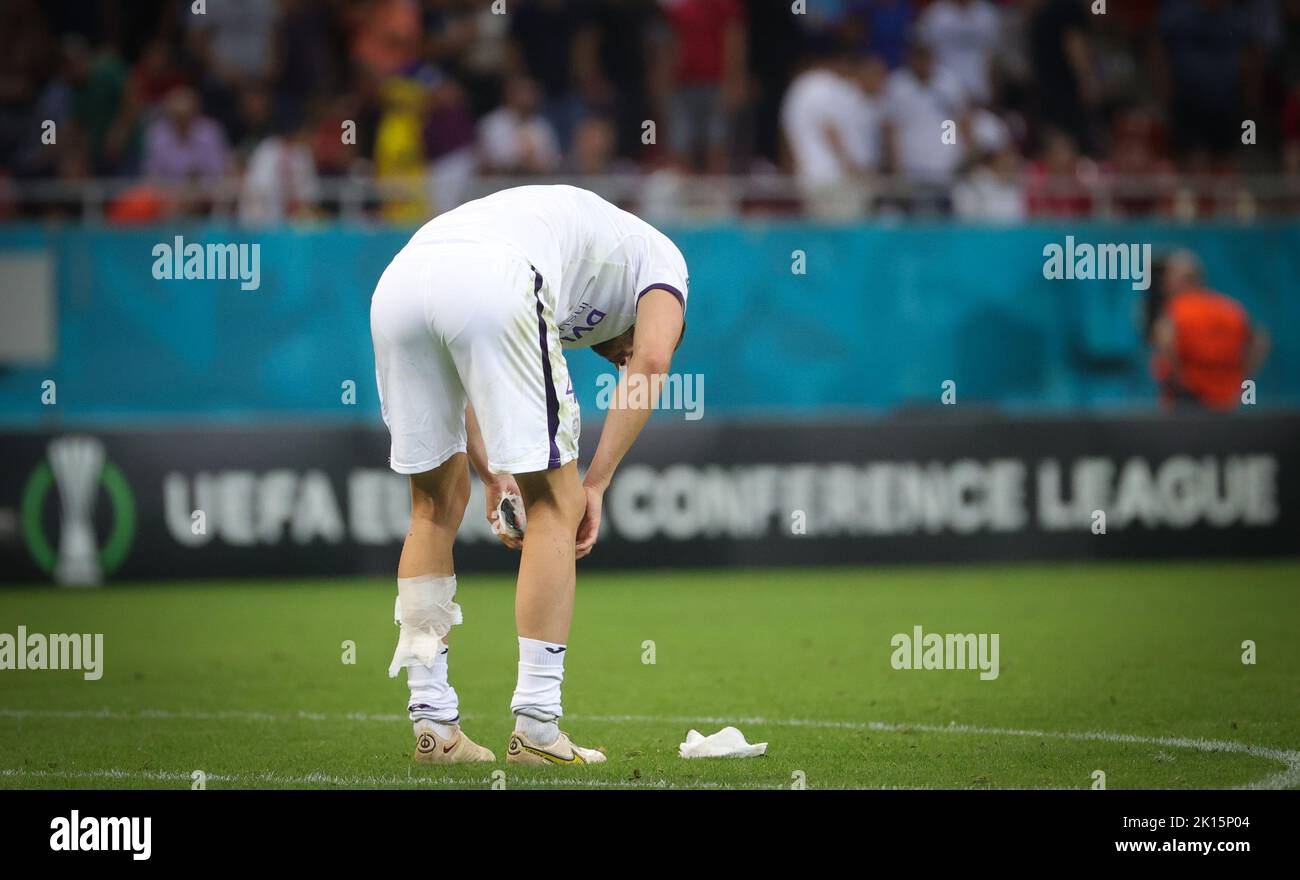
630,225,690,314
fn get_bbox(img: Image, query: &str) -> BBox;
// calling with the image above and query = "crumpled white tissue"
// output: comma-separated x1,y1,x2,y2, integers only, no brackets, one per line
678,726,767,759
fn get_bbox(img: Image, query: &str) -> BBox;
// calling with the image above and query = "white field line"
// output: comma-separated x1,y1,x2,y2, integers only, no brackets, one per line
0,707,408,723
569,714,1300,791
0,767,733,789
2,708,1296,790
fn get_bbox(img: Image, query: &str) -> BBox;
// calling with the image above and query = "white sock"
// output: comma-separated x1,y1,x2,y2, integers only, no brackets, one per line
408,642,459,728
516,714,559,746
510,636,566,744
414,718,459,740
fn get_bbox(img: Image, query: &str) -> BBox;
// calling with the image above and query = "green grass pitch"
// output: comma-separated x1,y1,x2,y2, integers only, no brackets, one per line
2,561,1297,790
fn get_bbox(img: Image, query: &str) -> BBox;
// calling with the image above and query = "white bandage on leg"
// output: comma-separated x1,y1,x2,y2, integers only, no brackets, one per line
388,574,462,678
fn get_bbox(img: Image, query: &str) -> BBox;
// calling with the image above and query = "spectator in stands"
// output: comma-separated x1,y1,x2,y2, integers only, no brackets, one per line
374,76,430,222
187,0,279,86
917,0,1002,105
986,0,1035,117
506,0,594,150
569,116,623,176
780,50,885,219
662,0,749,172
230,85,276,163
477,75,561,174
348,0,422,79
584,0,664,161
142,86,231,183
313,93,365,179
881,39,968,213
129,39,188,112
274,0,339,130
1153,0,1258,172
186,0,280,135
953,109,1025,222
424,76,478,212
86,40,181,179
843,0,913,70
238,115,321,225
0,0,55,178
425,0,512,119
1103,106,1176,217
57,35,131,175
4,0,1300,220
1028,0,1099,155
953,143,1025,222
1149,250,1271,411
794,1,856,57
1024,128,1095,217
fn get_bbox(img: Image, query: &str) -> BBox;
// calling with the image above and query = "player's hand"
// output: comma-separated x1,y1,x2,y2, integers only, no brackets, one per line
575,483,603,559
485,475,523,551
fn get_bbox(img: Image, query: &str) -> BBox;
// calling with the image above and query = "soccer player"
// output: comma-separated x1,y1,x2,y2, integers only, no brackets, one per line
370,185,688,765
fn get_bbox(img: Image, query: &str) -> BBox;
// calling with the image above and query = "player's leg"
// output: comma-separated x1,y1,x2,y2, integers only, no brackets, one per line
444,254,602,764
504,462,606,765
511,462,582,644
371,250,492,763
397,457,467,577
392,456,495,763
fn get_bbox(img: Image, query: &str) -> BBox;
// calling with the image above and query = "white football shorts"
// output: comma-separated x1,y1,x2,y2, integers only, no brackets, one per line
370,241,580,476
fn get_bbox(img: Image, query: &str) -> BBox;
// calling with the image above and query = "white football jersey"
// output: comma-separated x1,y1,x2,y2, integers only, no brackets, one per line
405,185,689,349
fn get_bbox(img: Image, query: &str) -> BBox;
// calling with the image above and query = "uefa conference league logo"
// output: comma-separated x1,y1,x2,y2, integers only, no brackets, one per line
21,436,135,585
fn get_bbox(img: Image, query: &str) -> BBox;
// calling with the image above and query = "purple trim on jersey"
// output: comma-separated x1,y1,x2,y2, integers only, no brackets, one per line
532,268,562,469
636,283,686,313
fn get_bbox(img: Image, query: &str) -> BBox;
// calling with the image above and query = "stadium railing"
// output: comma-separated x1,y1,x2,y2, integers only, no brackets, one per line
3,172,1299,222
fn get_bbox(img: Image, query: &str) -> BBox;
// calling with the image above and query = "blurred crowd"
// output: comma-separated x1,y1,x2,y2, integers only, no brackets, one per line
1,0,1298,222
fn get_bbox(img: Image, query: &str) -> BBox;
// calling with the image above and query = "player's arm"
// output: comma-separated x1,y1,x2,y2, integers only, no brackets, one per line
466,403,523,550
1152,314,1178,370
1246,324,1271,376
576,289,684,558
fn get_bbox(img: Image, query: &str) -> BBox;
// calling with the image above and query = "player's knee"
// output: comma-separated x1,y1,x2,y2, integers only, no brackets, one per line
518,470,585,528
555,478,586,526
410,492,466,530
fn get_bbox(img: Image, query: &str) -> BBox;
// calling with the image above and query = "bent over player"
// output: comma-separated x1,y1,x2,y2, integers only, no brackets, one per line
370,185,688,765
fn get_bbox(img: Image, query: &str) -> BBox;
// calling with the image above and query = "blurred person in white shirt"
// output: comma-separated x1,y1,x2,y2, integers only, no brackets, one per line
186,0,279,87
916,0,1002,105
780,50,887,219
882,39,969,212
478,76,562,174
952,109,1025,222
239,117,320,225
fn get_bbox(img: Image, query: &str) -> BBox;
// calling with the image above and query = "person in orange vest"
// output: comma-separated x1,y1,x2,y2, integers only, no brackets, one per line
1150,250,1270,411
